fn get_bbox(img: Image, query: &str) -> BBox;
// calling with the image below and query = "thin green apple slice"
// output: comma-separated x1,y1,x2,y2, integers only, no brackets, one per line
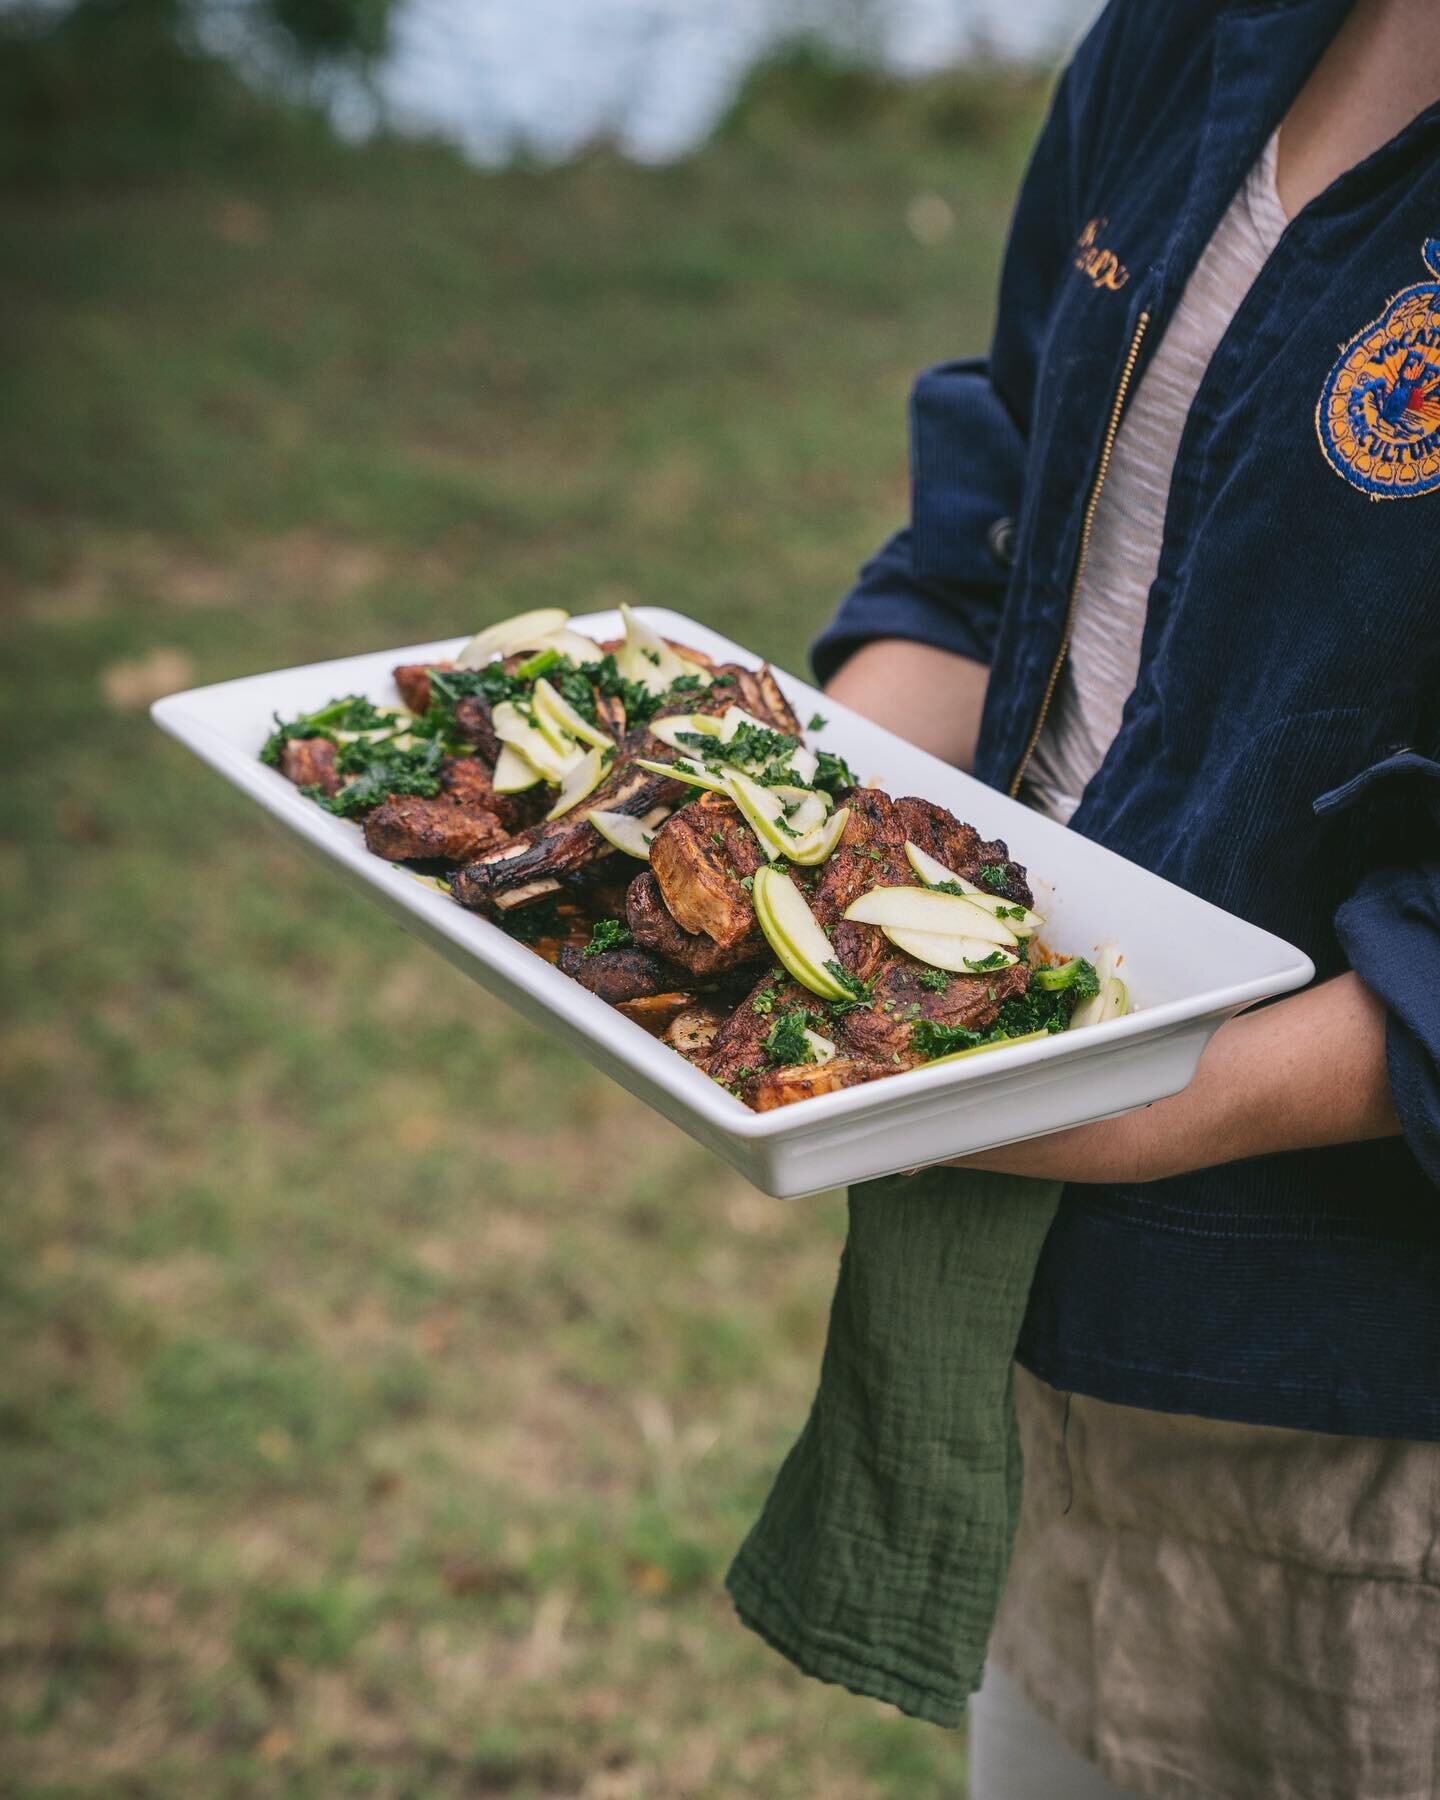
902,841,1044,936
785,805,850,867
492,699,580,782
634,756,731,794
751,866,850,1000
843,884,1020,947
614,602,699,695
769,784,832,813
492,742,545,793
546,745,608,820
455,608,571,667
532,677,614,752
784,743,819,785
727,770,797,860
882,925,1018,973
922,1028,1049,1067
645,712,725,751
802,1027,837,1066
586,806,666,860
1070,946,1130,1028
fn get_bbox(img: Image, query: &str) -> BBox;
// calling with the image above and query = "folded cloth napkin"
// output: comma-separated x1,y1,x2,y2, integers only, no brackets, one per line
726,1165,1062,1728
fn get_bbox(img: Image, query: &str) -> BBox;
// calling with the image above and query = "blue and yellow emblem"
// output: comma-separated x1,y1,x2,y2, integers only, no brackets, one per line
1316,238,1440,499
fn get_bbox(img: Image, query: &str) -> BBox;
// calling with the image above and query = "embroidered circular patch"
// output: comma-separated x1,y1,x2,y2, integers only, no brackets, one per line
1316,238,1440,499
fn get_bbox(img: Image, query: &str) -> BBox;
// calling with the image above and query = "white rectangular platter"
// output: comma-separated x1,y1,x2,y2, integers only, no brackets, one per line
152,607,1314,1198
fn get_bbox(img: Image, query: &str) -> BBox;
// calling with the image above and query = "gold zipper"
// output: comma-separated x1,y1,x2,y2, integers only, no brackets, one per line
1008,308,1151,798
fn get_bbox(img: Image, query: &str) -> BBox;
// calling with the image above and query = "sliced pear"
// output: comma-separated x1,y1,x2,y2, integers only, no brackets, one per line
546,745,608,820
751,866,850,1001
785,805,850,867
922,1028,1049,1067
587,806,667,860
646,712,726,751
455,608,571,667
492,742,545,793
882,925,1018,973
532,677,614,752
902,841,1044,936
802,1027,837,1066
844,885,1019,947
634,755,732,794
615,602,695,696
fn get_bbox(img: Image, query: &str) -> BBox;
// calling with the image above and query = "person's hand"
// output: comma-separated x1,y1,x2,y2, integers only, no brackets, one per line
949,972,1399,1183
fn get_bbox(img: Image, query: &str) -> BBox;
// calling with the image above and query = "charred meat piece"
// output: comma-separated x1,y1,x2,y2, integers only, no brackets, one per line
454,663,792,915
805,785,915,984
649,794,765,948
393,661,454,715
556,943,693,1004
278,737,342,796
704,974,814,1091
440,755,545,833
838,957,1031,1068
627,870,765,976
363,796,512,864
894,796,1033,908
449,695,500,763
662,1002,731,1065
741,1056,891,1111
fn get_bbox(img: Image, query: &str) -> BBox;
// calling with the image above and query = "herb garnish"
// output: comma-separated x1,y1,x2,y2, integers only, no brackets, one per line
763,1007,817,1067
583,918,633,957
260,695,395,767
916,967,950,993
822,961,875,1018
977,864,1009,891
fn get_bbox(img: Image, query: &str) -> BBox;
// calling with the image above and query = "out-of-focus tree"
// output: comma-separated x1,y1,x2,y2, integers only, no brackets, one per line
0,0,394,184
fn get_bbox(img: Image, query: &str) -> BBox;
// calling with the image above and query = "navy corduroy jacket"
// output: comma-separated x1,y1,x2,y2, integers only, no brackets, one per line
813,0,1440,1439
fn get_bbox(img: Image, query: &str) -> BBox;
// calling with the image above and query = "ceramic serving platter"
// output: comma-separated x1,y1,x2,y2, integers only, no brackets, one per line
151,608,1314,1197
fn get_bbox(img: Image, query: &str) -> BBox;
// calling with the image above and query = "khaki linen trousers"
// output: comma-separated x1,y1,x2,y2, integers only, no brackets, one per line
989,1366,1440,1800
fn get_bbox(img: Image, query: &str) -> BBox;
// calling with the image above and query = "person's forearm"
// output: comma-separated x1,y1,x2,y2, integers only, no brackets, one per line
824,639,990,771
953,972,1400,1184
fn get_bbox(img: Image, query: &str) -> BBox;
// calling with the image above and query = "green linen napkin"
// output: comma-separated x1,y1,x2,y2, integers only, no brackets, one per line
726,1165,1062,1729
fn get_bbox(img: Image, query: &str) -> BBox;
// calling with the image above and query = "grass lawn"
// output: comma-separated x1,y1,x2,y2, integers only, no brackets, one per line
0,58,1044,1797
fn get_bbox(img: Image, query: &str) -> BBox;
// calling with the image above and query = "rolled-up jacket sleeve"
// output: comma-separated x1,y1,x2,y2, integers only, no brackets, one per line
810,361,1026,685
1326,754,1440,1186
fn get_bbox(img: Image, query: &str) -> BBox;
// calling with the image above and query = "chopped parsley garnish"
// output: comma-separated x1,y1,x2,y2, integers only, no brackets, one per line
814,748,857,796
763,1007,816,1067
807,712,828,732
996,903,1029,920
739,873,755,892
822,960,875,1017
675,720,798,778
977,864,1009,891
582,917,633,957
750,979,781,1016
916,967,950,993
962,950,1011,972
428,665,528,709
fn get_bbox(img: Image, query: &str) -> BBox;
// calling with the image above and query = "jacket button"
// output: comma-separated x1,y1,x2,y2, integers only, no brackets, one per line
988,516,1017,568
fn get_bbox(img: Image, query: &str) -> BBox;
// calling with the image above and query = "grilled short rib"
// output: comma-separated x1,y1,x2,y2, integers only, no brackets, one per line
648,793,766,948
627,871,764,975
363,795,511,864
703,789,1035,1108
451,663,800,916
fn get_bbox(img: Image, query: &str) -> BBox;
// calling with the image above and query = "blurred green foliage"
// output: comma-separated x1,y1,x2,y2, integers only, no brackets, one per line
0,30,1047,1796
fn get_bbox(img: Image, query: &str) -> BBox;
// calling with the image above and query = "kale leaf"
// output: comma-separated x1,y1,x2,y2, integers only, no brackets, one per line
582,917,633,957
